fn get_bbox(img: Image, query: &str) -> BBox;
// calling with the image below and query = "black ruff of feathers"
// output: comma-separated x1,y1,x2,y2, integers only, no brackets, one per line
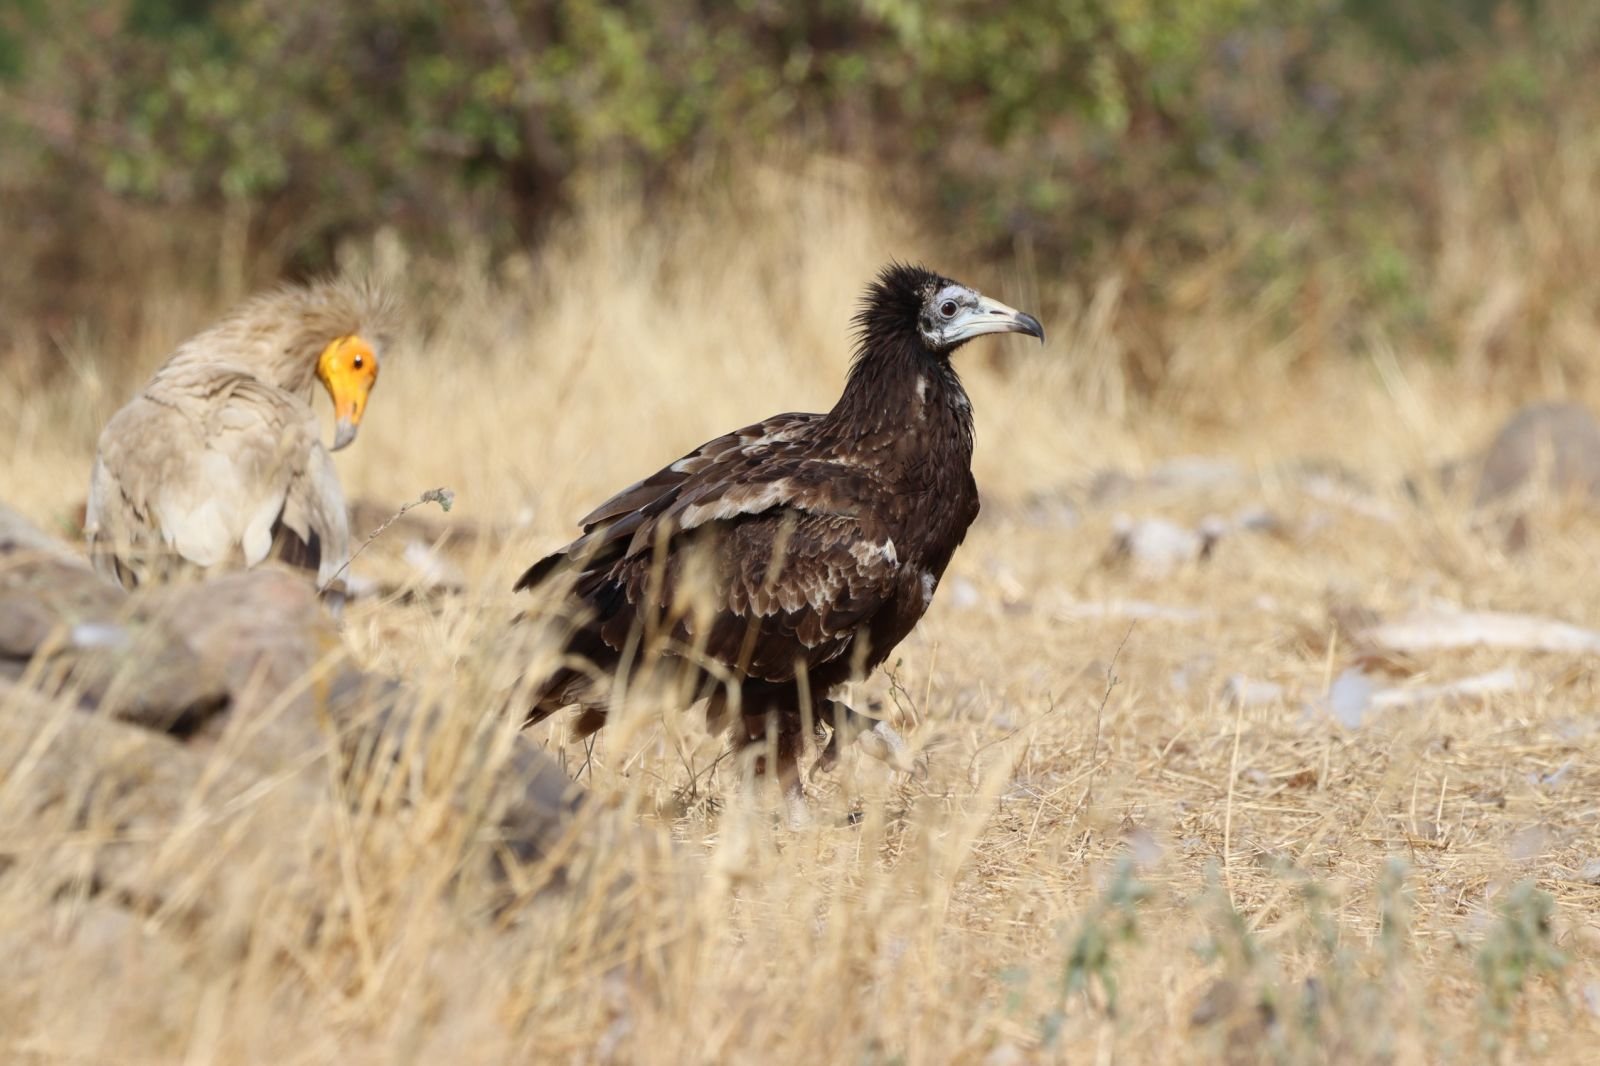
516,262,1039,770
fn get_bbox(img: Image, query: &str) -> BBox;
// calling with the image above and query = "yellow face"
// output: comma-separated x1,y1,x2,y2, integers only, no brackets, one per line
315,335,379,450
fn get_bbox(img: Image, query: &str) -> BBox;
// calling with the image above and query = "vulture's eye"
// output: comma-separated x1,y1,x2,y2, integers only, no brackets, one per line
940,300,958,317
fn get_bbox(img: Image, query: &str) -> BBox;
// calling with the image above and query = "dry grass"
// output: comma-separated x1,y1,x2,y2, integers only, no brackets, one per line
3,157,1600,1064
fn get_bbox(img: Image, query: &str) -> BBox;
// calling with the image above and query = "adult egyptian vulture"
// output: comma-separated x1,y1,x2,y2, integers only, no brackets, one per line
516,262,1043,815
85,279,390,592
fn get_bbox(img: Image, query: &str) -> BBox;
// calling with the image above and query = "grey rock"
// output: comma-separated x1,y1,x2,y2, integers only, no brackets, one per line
1222,674,1285,708
1,496,635,916
1475,402,1600,507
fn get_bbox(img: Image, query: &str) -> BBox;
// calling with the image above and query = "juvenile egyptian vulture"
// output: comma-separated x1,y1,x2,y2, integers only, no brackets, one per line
517,263,1043,816
86,279,391,591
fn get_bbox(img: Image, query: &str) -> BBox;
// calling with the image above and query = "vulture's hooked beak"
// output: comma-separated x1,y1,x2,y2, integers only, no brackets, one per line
950,295,1046,346
316,335,379,451
331,414,361,451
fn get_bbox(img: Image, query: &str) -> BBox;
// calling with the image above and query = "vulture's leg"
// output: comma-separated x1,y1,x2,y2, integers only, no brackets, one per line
775,725,809,828
810,699,925,780
571,706,609,738
754,717,809,828
723,689,811,827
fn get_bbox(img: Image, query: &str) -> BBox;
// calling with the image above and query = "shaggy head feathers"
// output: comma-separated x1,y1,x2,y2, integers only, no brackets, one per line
161,276,397,396
851,261,953,364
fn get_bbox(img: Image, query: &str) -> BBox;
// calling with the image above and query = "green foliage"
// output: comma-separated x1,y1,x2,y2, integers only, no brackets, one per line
0,0,1269,232
0,0,45,82
1341,0,1539,58
870,0,1267,137
1041,856,1151,1037
4,0,1600,380
1476,881,1566,1036
1184,859,1421,1063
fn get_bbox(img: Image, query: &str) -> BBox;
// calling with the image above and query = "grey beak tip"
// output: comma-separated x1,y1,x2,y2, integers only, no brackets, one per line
1019,312,1045,344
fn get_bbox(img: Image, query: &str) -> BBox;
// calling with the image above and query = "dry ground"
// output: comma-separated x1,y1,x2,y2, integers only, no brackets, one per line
2,163,1599,1063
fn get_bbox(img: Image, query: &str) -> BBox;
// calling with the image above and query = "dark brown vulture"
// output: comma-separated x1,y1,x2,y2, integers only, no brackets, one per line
516,263,1043,818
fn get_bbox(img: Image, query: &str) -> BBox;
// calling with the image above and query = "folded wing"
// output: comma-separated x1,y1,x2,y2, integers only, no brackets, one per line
518,412,902,693
86,367,350,588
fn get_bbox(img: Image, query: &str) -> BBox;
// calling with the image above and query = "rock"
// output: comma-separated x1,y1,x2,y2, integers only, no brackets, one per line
1317,664,1532,729
1474,402,1600,507
134,568,337,698
1,502,230,733
1324,668,1377,728
1370,666,1531,710
1409,403,1600,549
1221,674,1285,707
0,674,319,910
1105,514,1221,576
0,899,202,1051
0,496,640,918
1101,504,1287,578
1358,609,1600,655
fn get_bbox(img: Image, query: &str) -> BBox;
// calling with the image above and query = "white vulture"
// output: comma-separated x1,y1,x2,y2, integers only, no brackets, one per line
85,279,391,593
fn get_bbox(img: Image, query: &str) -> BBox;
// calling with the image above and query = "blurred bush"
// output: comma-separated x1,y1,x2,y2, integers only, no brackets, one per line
2,0,1597,389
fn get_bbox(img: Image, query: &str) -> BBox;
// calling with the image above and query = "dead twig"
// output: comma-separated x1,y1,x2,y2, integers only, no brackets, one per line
319,488,455,594
1074,622,1134,818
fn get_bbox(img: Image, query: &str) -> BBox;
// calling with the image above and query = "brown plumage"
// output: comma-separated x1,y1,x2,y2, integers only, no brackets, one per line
85,278,393,592
516,263,1043,813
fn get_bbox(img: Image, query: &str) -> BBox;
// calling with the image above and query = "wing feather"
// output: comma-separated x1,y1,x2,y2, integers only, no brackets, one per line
575,412,816,530
635,512,899,683
519,411,906,686
86,366,333,585
273,441,351,587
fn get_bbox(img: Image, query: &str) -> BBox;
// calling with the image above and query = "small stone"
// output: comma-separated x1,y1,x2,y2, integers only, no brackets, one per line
1107,515,1211,577
946,576,981,610
1326,668,1375,729
1221,674,1285,708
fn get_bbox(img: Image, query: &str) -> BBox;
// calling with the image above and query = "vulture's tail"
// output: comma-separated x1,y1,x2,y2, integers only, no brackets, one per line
513,548,566,593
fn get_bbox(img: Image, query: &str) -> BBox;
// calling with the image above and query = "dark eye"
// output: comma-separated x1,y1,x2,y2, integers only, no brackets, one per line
353,355,364,369
940,300,958,317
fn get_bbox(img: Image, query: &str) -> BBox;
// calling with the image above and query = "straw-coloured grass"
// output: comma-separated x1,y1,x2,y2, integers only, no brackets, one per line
2,158,1598,1063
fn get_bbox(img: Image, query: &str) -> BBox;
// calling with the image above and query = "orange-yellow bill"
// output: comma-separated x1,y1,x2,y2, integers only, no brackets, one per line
315,335,379,450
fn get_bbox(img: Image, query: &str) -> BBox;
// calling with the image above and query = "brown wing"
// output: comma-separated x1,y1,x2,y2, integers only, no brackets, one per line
579,412,818,526
516,411,827,590
517,412,903,684
590,508,901,684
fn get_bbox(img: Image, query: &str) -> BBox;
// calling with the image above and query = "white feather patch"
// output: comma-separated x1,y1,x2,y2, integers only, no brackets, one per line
850,537,898,568
920,570,937,606
679,479,794,529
